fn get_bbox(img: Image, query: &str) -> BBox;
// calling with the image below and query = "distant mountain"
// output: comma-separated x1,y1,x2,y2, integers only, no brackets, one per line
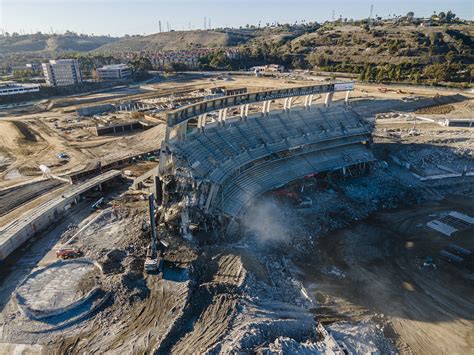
94,30,253,53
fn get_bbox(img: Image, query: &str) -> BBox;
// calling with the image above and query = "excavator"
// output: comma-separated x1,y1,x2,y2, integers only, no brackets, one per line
144,194,164,274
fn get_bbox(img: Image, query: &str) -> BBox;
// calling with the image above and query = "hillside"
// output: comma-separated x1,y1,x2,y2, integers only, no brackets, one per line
232,22,473,84
284,24,474,66
1,20,472,85
0,33,119,54
94,30,252,53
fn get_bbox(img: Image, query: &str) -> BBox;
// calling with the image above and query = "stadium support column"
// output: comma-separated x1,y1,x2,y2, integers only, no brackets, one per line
303,95,314,110
287,97,293,112
283,98,289,112
261,101,271,116
344,90,350,104
164,125,171,141
198,114,206,132
159,140,168,175
222,108,228,126
240,104,250,120
325,92,334,106
177,121,187,140
218,109,223,126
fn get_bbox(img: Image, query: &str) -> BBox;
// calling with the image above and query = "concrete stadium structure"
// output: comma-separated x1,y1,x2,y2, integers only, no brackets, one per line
157,82,376,234
0,170,121,261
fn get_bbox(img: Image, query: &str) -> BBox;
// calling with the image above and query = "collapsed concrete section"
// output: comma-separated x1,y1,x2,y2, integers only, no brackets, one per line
157,95,375,236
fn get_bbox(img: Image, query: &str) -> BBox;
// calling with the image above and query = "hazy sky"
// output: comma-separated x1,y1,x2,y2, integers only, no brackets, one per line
1,0,472,37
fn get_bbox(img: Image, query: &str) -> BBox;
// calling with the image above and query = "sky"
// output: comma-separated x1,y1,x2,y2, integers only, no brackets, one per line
0,0,472,37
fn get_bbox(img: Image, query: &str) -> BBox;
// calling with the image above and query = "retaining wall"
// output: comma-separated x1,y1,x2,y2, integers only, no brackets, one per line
95,121,156,136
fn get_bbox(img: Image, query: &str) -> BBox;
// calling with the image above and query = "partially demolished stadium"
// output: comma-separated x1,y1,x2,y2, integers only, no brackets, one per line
157,82,375,236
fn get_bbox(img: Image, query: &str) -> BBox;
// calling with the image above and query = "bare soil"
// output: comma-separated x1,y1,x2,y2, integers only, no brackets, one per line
300,194,474,355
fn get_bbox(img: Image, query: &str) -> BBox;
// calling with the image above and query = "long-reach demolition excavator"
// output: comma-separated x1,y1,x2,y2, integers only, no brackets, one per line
144,194,164,274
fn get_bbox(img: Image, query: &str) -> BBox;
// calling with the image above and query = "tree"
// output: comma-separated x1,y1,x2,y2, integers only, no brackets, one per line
292,57,306,69
406,12,415,20
128,57,152,80
308,52,329,68
163,62,187,72
423,63,448,82
446,11,456,23
446,51,455,65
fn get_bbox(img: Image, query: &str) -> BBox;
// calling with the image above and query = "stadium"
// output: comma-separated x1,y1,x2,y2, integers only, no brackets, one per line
156,82,375,235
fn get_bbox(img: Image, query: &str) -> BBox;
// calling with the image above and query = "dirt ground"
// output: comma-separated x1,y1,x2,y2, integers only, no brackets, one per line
301,194,474,355
0,74,473,354
1,73,471,191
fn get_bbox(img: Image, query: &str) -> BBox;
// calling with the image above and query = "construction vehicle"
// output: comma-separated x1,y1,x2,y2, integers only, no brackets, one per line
144,194,163,274
57,152,70,161
421,256,436,271
298,196,313,208
270,189,300,202
144,246,163,273
91,197,105,210
56,247,83,259
269,189,312,208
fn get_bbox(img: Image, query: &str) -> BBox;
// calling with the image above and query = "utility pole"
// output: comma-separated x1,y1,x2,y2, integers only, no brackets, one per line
368,4,374,27
208,18,211,30
204,16,207,30
167,21,170,32
159,20,162,33
332,9,335,22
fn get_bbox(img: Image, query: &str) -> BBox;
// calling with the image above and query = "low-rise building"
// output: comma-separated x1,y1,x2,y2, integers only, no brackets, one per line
42,59,83,87
12,63,43,77
265,64,285,72
96,64,132,81
0,83,40,96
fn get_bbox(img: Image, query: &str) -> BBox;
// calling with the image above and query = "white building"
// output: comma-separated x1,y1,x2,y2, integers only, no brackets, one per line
42,59,83,87
96,64,132,81
0,83,40,96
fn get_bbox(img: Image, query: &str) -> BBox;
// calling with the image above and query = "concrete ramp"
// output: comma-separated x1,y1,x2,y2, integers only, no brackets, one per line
0,170,121,261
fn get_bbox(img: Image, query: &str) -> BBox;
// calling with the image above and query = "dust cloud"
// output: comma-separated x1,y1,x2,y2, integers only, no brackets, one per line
241,197,291,244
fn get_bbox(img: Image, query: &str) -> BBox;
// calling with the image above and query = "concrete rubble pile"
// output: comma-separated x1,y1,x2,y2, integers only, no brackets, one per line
160,167,219,238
